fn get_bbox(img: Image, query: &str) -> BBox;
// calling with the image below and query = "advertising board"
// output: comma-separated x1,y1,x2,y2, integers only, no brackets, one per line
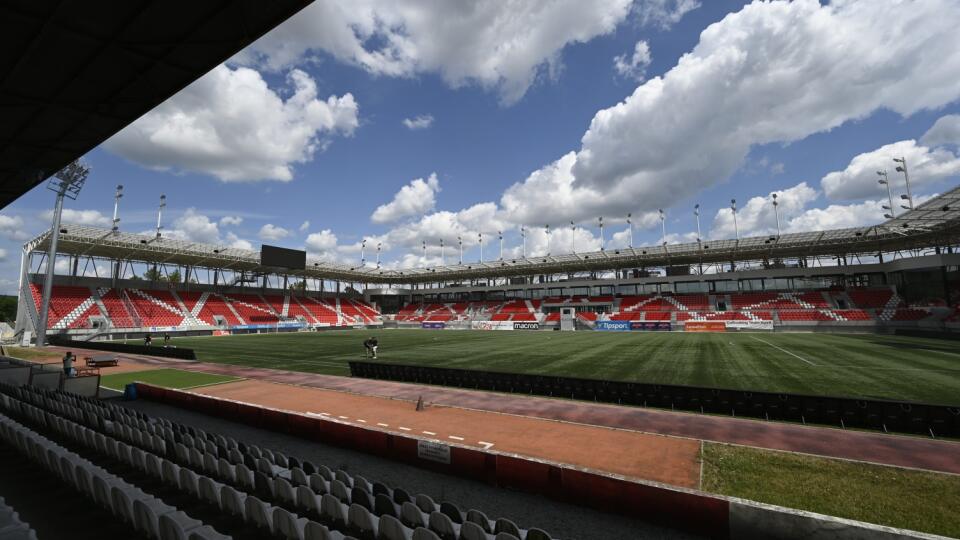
421,321,446,329
630,321,672,331
684,321,727,332
512,321,540,330
725,320,774,330
595,320,632,331
471,321,514,331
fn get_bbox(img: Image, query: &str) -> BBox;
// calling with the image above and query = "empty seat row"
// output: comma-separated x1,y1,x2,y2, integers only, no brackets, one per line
0,496,36,540
1,384,555,540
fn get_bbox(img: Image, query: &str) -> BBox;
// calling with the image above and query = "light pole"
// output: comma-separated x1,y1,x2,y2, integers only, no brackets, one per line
877,171,896,219
498,231,503,260
893,157,914,210
598,217,604,250
570,221,576,253
626,213,633,248
771,193,781,238
694,204,702,242
731,199,739,241
36,160,89,347
376,243,381,268
458,236,463,264
521,226,526,258
658,209,666,245
155,194,166,238
440,238,445,265
111,184,123,233
360,239,366,266
545,225,551,256
422,239,426,261
478,233,483,263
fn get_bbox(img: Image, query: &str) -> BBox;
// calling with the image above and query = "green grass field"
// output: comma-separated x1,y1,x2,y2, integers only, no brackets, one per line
127,329,960,404
99,368,239,391
702,443,960,538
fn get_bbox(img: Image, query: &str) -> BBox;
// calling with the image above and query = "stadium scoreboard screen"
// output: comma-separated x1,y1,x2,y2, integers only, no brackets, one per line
261,245,306,269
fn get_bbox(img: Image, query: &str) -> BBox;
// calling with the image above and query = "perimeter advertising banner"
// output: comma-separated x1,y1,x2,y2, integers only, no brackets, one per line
595,320,632,331
421,321,446,329
684,321,727,332
725,320,774,330
513,321,540,330
630,322,672,331
471,321,515,331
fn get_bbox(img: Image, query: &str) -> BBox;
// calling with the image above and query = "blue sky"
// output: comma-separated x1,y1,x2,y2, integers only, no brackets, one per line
2,0,960,291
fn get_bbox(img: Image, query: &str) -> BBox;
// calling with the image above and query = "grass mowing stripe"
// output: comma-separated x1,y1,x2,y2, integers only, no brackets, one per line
122,330,960,404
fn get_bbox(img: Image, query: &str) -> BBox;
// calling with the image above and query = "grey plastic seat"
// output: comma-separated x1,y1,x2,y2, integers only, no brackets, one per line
335,470,353,488
330,480,351,503
202,453,218,475
439,502,462,524
465,510,493,533
458,521,489,540
179,468,201,498
412,528,441,540
524,528,551,540
347,503,379,540
309,474,329,494
400,502,426,529
274,506,309,540
304,521,335,540
414,495,436,514
351,487,374,511
428,511,458,540
375,493,399,518
493,534,519,540
159,511,204,540
188,526,232,540
217,458,236,483
320,493,348,529
296,485,321,518
244,496,276,534
276,477,297,507
162,459,181,488
291,467,309,487
133,498,176,539
314,464,333,481
494,519,521,539
377,514,412,540
198,476,221,507
220,485,247,519
353,475,372,493
145,453,163,480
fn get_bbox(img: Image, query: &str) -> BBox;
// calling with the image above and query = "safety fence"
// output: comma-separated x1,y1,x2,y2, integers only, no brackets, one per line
348,361,960,438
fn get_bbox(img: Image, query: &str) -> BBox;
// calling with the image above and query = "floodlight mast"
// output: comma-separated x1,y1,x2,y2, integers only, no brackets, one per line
658,209,666,245
111,184,123,233
626,213,633,248
877,170,896,219
731,199,739,241
771,193,781,238
36,160,89,347
893,157,914,210
694,204,702,243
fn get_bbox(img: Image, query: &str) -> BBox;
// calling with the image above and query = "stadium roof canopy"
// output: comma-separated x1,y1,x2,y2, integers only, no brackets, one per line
0,0,312,209
27,186,960,285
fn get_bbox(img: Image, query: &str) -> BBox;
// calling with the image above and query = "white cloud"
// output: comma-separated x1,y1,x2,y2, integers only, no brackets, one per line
305,229,338,253
0,215,30,241
613,40,651,81
371,173,440,224
402,114,434,130
0,248,7,262
711,183,819,239
783,199,886,233
921,114,960,148
41,209,111,228
105,64,358,182
239,0,635,104
219,216,243,227
501,0,960,223
636,0,701,28
299,220,310,233
821,140,960,201
259,223,292,241
225,232,254,251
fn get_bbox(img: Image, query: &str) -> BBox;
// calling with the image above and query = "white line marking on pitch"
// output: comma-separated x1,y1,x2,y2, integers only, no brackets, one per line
749,336,817,366
479,441,495,450
448,435,464,441
399,426,412,431
422,431,436,435
377,423,389,427
338,416,349,419
356,419,367,423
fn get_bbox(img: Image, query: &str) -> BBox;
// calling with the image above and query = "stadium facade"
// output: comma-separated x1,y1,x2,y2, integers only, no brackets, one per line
14,185,960,341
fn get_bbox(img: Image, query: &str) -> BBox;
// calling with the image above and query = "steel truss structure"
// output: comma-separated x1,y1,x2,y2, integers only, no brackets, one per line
23,185,960,286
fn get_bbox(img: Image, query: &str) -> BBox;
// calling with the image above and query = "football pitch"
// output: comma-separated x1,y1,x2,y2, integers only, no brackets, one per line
141,329,960,405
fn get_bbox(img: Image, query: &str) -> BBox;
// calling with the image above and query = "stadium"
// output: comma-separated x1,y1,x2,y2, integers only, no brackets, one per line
2,2,960,540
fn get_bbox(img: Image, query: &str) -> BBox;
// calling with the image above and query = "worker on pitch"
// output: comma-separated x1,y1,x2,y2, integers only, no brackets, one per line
62,351,75,377
363,336,379,359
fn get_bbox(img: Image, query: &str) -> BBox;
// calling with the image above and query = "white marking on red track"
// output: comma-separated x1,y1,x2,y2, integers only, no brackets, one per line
479,441,495,450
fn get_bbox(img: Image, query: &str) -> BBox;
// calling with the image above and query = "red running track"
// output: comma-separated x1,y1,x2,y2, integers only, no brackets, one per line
143,358,960,475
